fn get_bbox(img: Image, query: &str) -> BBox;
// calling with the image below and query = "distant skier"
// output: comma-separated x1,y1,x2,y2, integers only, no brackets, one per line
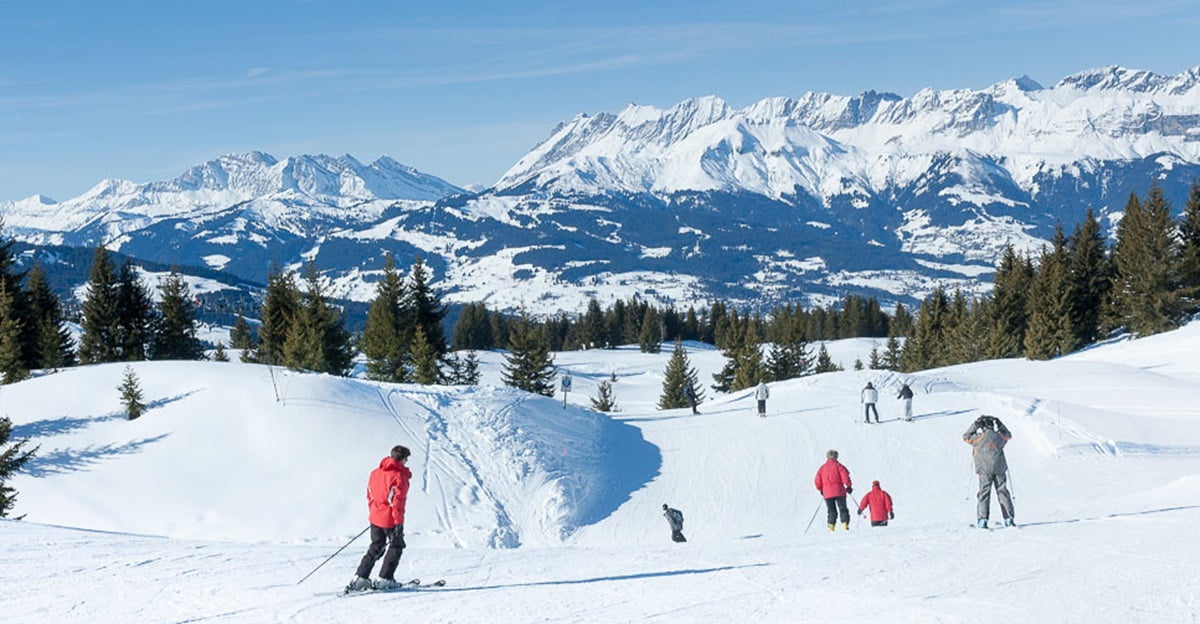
347,445,412,592
663,504,687,542
814,449,853,531
755,381,769,417
963,415,1015,528
857,480,895,527
682,384,699,415
861,382,880,424
897,383,914,422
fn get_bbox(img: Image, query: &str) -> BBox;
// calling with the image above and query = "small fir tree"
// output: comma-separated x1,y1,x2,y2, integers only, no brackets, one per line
0,415,39,518
119,366,146,420
362,254,408,382
212,342,230,362
410,324,441,385
590,380,617,412
116,260,155,361
659,339,705,409
24,264,75,370
256,266,302,365
230,314,256,351
501,311,556,396
812,344,842,373
637,307,662,353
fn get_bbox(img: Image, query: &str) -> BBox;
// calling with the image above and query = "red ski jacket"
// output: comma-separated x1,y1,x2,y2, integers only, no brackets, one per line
857,484,894,522
366,456,412,529
814,459,852,499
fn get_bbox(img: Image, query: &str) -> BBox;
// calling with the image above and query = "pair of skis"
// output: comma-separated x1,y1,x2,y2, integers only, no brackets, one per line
342,578,446,597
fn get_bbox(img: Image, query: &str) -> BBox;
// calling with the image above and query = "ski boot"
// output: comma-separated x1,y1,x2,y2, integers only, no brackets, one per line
346,576,374,592
842,522,850,531
976,518,988,529
374,578,401,590
827,524,835,532
1003,517,1015,527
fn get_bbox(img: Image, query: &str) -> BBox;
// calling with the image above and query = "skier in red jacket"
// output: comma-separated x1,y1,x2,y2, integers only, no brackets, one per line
814,449,853,531
347,445,412,592
857,480,895,526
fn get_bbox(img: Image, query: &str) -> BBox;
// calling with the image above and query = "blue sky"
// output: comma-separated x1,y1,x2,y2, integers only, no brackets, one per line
1,0,1197,201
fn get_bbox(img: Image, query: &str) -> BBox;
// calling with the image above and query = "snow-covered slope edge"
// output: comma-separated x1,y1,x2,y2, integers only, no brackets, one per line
3,361,657,547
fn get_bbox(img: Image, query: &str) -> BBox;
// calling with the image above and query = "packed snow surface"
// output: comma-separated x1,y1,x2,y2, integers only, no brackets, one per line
2,329,1199,622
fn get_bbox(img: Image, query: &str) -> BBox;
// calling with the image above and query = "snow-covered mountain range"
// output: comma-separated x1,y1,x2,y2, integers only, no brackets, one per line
4,65,1200,314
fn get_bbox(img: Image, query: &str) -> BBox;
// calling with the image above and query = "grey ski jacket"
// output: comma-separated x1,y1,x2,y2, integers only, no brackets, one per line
963,423,1012,475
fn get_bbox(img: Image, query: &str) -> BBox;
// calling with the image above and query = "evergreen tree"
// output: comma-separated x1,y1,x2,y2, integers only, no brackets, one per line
1176,179,1200,311
283,264,353,375
0,415,38,518
902,287,951,371
212,342,230,362
730,325,765,391
446,350,481,385
501,311,556,396
868,344,882,370
765,322,810,382
151,269,204,360
882,334,903,371
812,344,841,373
24,264,74,370
405,256,447,358
590,380,617,412
0,282,28,384
1108,187,1183,336
853,358,864,371
410,324,441,384
659,339,704,409
986,248,1034,359
0,222,33,369
1067,208,1111,346
638,307,662,353
230,314,255,351
581,298,607,349
890,302,914,337
116,260,155,361
119,366,145,420
78,247,122,364
255,266,302,365
362,255,407,382
1025,231,1076,360
451,302,493,351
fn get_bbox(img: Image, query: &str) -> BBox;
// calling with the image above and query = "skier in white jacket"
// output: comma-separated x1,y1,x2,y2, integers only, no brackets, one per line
861,382,880,424
755,381,769,417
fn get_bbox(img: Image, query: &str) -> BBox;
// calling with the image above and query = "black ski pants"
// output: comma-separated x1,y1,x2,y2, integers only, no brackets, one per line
355,524,405,580
864,403,880,423
825,496,850,525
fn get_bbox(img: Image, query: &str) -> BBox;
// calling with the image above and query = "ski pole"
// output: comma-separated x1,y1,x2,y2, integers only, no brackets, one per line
297,525,371,585
849,493,861,526
1006,469,1015,500
803,498,823,534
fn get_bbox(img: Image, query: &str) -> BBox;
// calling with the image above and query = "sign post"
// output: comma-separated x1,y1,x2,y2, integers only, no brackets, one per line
561,373,572,409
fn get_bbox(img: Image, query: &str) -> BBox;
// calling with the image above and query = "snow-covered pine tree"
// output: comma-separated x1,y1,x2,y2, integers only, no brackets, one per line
212,342,230,362
118,366,145,420
812,344,841,373
591,380,617,412
0,415,38,518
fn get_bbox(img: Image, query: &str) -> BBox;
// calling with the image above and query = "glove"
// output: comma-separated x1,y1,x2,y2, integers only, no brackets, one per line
846,487,853,494
889,512,895,520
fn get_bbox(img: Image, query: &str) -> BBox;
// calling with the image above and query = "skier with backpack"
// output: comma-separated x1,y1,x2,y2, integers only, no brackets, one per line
814,449,853,531
663,504,687,542
347,445,413,592
963,415,1015,528
857,480,895,526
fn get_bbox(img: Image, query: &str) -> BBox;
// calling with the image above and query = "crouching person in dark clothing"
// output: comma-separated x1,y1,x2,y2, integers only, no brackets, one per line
663,504,687,542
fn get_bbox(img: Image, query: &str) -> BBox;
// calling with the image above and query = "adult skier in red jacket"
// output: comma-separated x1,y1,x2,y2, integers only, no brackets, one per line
348,445,412,592
814,449,853,531
857,480,894,526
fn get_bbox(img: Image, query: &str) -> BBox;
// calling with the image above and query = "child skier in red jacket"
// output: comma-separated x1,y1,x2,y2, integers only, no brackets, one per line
857,480,894,527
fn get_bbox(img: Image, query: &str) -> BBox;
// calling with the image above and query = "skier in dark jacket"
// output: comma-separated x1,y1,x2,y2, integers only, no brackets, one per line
663,504,686,542
897,383,914,422
347,445,412,592
963,415,1015,528
814,449,853,531
682,384,699,415
857,480,894,526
